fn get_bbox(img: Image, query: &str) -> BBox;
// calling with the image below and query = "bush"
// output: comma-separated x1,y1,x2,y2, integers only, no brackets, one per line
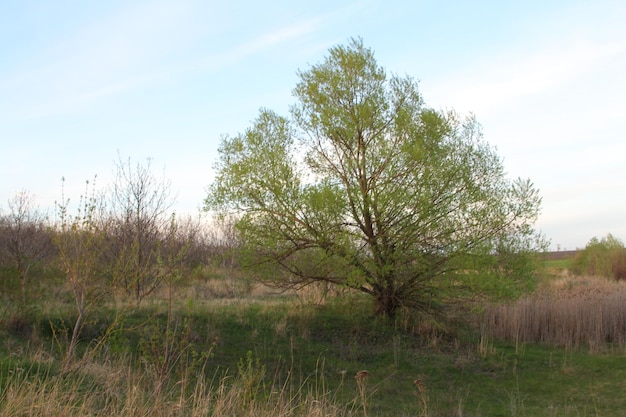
572,234,626,280
612,250,626,281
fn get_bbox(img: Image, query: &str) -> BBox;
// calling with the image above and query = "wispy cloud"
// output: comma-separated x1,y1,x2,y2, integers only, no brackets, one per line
0,2,330,123
429,38,626,116
0,0,199,121
199,16,324,72
422,0,626,118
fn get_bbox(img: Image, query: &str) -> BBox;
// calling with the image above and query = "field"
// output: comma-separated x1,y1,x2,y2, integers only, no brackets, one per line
2,255,626,416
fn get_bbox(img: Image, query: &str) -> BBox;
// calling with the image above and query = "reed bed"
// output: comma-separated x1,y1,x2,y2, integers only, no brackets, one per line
483,276,626,352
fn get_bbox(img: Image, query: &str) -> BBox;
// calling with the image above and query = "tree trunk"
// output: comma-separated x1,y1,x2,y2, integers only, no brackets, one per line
63,305,84,373
18,267,26,305
374,286,400,317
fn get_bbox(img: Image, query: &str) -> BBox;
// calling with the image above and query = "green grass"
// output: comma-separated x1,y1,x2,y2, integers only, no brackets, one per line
543,257,573,270
2,276,626,416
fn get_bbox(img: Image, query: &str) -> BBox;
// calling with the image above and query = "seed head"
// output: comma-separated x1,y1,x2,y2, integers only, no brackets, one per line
355,370,370,382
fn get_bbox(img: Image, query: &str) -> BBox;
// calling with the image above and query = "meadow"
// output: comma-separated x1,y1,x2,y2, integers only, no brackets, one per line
2,256,626,416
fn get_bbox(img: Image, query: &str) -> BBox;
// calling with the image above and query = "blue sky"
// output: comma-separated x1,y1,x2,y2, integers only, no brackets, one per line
1,0,625,250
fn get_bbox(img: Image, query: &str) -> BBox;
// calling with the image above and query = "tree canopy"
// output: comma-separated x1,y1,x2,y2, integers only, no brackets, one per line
205,38,546,317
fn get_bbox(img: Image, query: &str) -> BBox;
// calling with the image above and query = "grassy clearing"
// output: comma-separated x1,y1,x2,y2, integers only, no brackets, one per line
539,252,576,281
2,268,626,415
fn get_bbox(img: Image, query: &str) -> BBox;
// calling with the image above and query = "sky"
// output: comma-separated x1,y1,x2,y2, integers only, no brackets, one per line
1,0,625,250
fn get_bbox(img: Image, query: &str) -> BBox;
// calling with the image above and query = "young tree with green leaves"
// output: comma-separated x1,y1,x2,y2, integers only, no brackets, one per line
205,38,546,317
54,178,109,371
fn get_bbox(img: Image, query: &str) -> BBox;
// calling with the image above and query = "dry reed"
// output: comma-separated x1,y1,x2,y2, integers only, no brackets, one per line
483,276,626,352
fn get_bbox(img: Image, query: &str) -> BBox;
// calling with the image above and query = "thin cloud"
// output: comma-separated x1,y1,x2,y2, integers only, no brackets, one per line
200,17,324,71
0,0,199,121
422,0,626,118
0,5,328,123
431,38,626,116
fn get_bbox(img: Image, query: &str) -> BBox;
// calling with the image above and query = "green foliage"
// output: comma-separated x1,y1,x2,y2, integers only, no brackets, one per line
0,265,21,298
137,314,213,397
612,249,626,280
572,233,625,278
235,350,267,405
206,38,546,317
53,177,110,371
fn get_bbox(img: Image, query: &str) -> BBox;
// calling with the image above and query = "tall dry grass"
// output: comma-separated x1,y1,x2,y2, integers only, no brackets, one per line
0,353,361,417
483,276,626,352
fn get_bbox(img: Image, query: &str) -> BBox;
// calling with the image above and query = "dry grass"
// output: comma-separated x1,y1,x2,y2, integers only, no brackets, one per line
0,356,358,417
483,275,626,352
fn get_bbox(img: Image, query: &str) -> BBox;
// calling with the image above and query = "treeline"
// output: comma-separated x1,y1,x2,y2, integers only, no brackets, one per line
0,157,238,308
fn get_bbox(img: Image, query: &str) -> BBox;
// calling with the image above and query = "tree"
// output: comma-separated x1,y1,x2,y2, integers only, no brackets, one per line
107,156,180,302
205,38,545,317
53,178,109,371
0,191,54,305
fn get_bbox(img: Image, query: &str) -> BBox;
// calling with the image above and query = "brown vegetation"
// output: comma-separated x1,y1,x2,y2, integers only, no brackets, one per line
0,356,355,417
483,275,626,352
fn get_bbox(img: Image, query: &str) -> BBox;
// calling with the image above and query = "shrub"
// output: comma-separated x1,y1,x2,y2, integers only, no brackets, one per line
611,249,626,281
572,234,625,279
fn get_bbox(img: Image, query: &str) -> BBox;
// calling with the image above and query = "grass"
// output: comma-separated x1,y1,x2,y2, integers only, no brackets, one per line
2,267,626,415
543,257,573,272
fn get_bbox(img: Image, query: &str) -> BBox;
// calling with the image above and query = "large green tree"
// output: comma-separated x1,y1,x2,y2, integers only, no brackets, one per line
206,38,545,317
